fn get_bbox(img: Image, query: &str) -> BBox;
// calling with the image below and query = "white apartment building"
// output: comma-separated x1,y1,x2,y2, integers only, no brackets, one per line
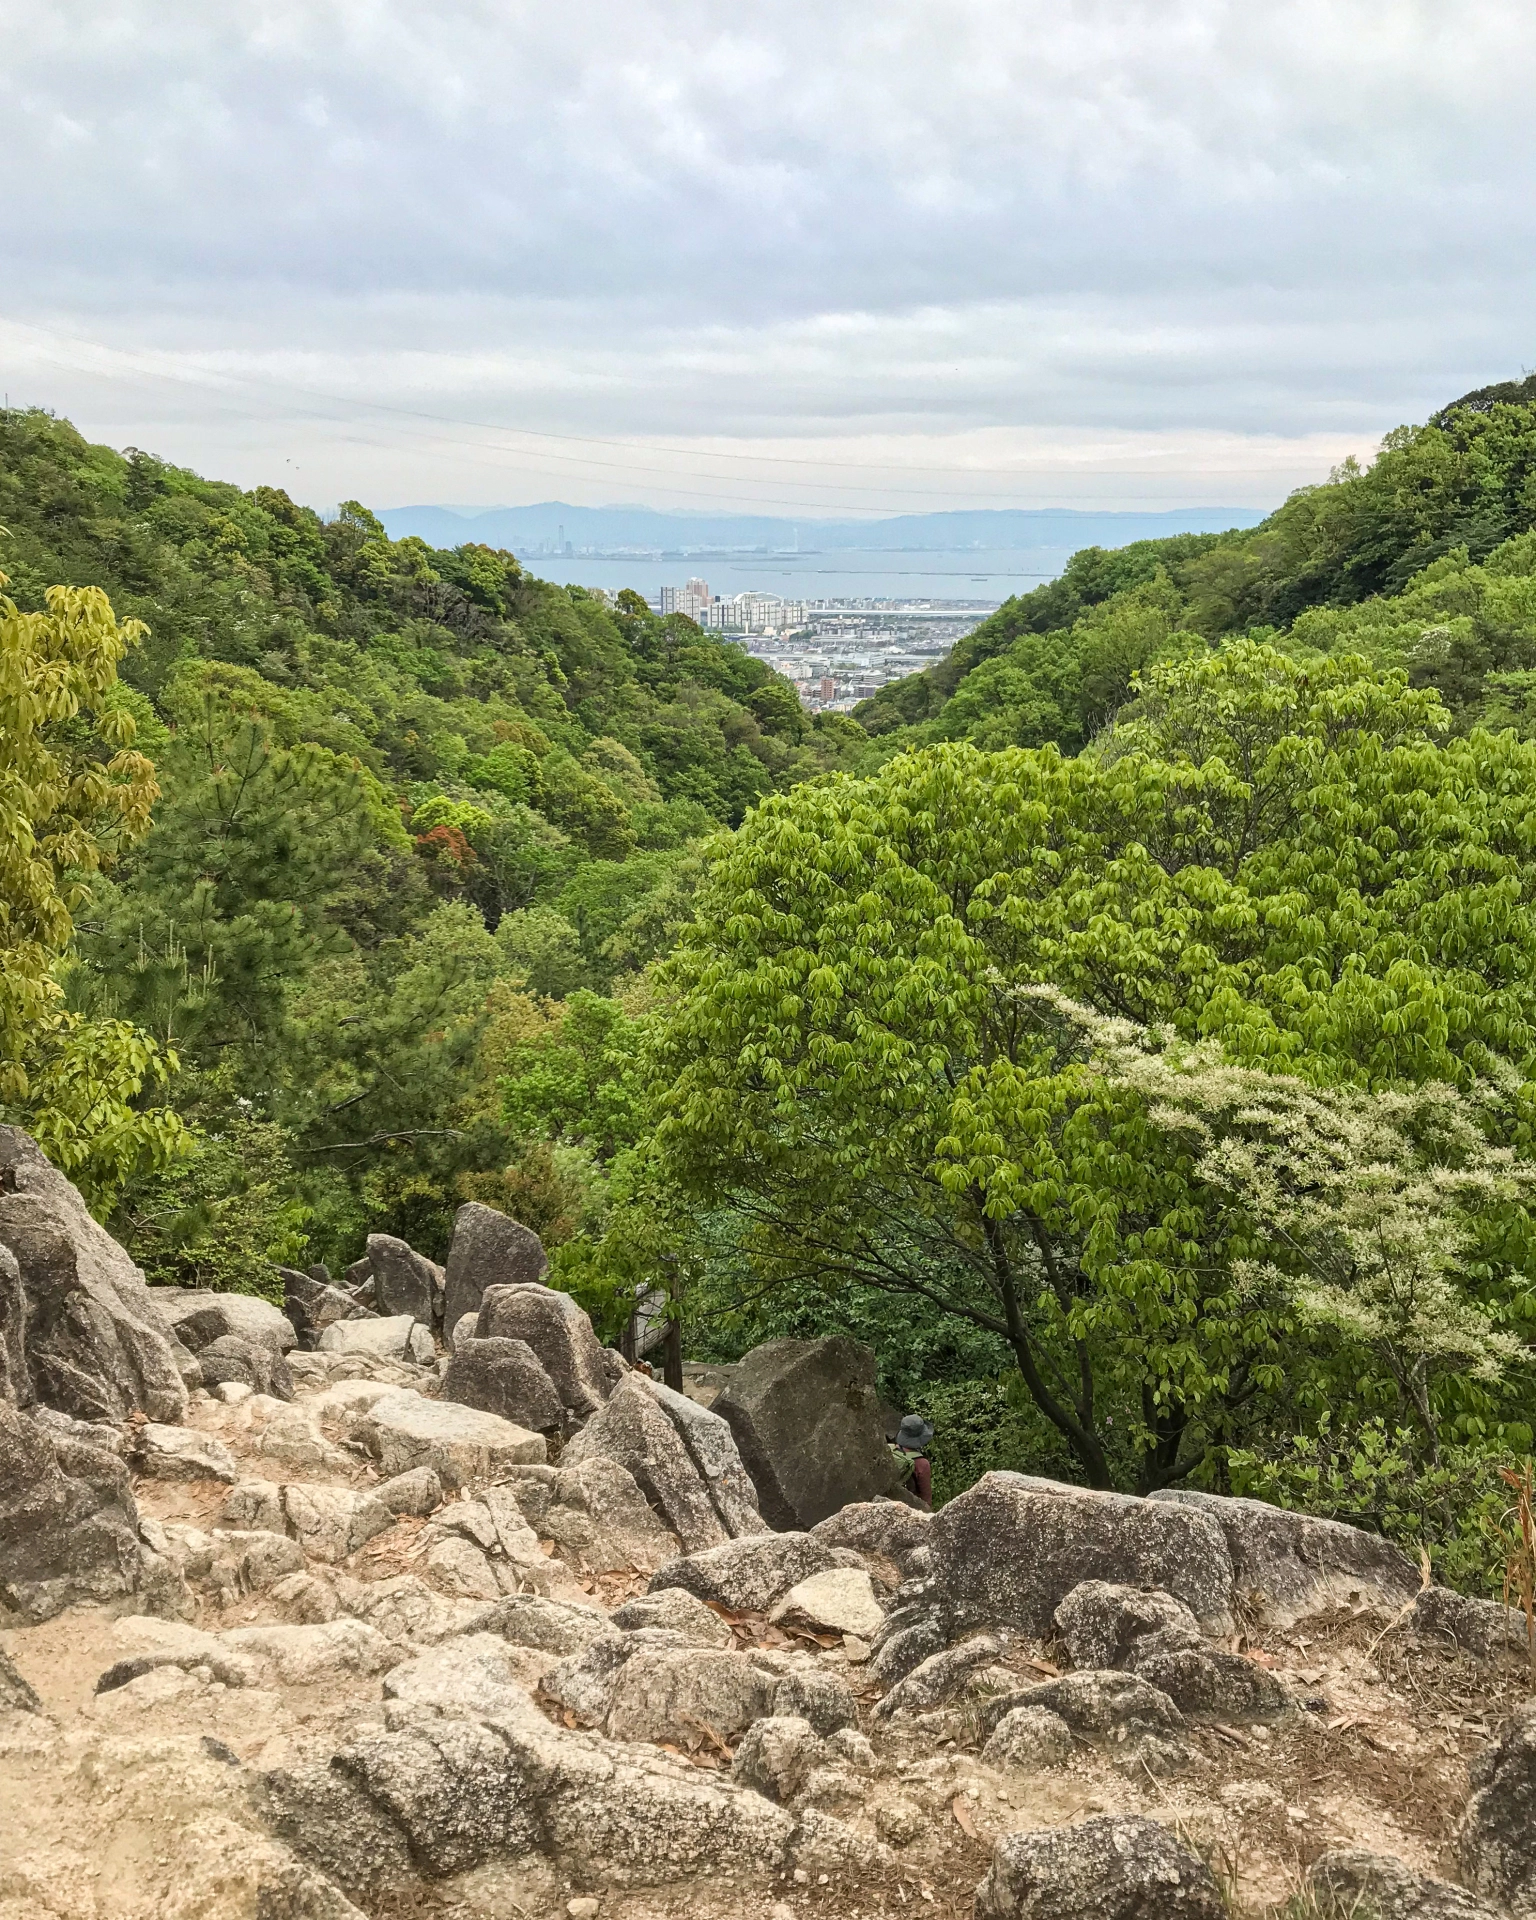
657,588,810,633
659,579,714,621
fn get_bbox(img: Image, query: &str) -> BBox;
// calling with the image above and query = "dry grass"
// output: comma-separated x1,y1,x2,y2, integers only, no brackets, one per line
1495,1458,1536,1676
1265,1882,1377,1920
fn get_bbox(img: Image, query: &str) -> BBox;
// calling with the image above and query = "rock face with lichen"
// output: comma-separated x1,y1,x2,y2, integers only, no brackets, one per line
439,1204,549,1342
1459,1700,1536,1916
1147,1486,1422,1625
0,1396,147,1621
927,1473,1238,1640
974,1815,1228,1920
0,1125,189,1424
710,1337,901,1530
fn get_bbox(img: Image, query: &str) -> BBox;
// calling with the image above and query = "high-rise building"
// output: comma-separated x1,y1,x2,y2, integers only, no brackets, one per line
659,579,713,622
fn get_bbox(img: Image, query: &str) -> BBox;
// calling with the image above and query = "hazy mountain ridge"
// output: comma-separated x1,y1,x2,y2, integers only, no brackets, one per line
379,501,1270,553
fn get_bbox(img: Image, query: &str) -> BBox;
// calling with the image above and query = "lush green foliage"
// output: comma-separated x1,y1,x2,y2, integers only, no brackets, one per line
9,388,1536,1592
635,651,1536,1491
0,571,185,1202
857,390,1536,756
0,407,853,1258
1226,1418,1521,1598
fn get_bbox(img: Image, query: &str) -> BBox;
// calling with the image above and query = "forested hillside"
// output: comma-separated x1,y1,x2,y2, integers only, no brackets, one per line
855,371,1536,753
6,386,1536,1588
0,407,863,1285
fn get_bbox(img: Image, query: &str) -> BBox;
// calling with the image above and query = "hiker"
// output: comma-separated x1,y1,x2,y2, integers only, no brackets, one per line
892,1413,934,1508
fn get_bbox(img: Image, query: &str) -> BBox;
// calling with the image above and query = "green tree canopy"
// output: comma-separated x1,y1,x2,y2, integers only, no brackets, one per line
639,644,1536,1488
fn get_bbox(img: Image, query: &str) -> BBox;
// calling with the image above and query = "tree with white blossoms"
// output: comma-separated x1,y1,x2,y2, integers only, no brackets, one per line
1025,987,1528,1469
638,649,1536,1490
650,972,1531,1491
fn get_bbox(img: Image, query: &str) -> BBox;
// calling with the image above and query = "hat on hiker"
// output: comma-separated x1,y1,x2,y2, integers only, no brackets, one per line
895,1414,934,1452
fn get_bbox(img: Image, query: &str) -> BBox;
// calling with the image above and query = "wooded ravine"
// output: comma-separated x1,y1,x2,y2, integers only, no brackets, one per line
5,376,1536,1589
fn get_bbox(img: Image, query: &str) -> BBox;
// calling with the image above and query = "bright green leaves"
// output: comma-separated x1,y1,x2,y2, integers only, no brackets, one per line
0,573,185,1206
640,640,1536,1489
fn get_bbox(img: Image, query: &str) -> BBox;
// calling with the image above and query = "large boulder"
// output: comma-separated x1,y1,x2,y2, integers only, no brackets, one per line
873,1636,1003,1720
355,1389,546,1488
258,1758,420,1906
1458,1700,1536,1916
380,1633,538,1729
0,1246,26,1404
564,1373,728,1552
770,1667,859,1737
474,1283,608,1420
983,1705,1075,1771
640,1377,766,1537
365,1234,442,1325
649,1531,838,1614
600,1644,779,1745
543,1630,680,1724
975,1814,1227,1920
539,1454,678,1574
280,1269,375,1347
263,1705,861,1894
438,1335,564,1432
277,1482,399,1564
0,1126,188,1422
147,1285,297,1355
1411,1585,1533,1661
130,1422,241,1483
1054,1581,1202,1671
770,1567,885,1641
467,1591,610,1656
339,1574,488,1647
0,1400,146,1621
975,1672,1189,1767
441,1203,548,1338
1148,1487,1421,1625
1128,1630,1292,1722
611,1586,736,1648
711,1336,900,1530
318,1313,430,1362
811,1499,932,1576
1310,1849,1504,1920
929,1473,1236,1638
732,1714,826,1803
193,1333,294,1400
221,1618,403,1686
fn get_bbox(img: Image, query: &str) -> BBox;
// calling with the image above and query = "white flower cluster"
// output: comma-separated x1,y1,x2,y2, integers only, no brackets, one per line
1006,980,1530,1450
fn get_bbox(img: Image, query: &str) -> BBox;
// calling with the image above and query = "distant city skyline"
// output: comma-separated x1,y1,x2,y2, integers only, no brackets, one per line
369,498,1270,604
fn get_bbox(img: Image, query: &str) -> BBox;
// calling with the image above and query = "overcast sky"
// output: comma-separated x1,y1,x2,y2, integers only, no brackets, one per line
2,0,1532,516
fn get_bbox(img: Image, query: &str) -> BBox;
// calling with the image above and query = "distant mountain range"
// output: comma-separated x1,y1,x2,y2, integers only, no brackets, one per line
377,501,1271,554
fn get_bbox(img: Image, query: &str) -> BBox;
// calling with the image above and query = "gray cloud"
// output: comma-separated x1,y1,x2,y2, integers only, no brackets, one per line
2,0,1532,510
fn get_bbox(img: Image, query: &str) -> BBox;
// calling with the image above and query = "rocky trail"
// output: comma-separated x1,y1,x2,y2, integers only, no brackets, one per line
2,1123,1534,1920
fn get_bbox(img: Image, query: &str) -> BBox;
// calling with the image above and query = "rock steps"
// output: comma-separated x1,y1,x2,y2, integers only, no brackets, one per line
2,1133,1533,1918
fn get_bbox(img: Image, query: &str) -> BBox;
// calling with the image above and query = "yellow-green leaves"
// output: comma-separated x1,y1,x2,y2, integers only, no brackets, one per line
0,574,184,1205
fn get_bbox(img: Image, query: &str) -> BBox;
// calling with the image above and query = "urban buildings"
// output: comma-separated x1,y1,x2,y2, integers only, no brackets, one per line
645,581,992,713
658,577,716,621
